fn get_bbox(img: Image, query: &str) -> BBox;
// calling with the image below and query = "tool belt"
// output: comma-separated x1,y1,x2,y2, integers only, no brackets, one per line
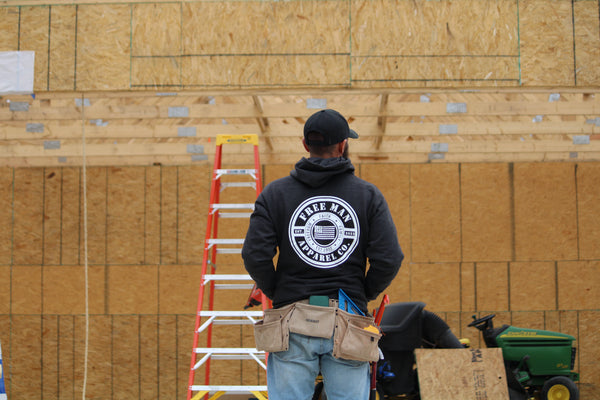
253,301,381,362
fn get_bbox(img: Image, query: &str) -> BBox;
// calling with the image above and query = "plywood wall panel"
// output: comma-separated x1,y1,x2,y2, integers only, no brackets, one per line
42,265,105,314
0,168,13,265
352,0,518,56
49,5,76,91
42,315,59,399
351,56,519,87
360,163,411,264
182,54,350,87
43,168,62,264
476,262,509,311
0,7,19,51
177,165,209,264
461,163,512,262
112,316,140,399
263,164,294,184
61,167,81,265
13,168,43,265
12,265,42,314
158,315,178,399
81,316,113,399
106,167,145,264
140,315,159,400
519,0,575,86
579,310,600,395
9,316,41,399
158,264,202,314
573,1,600,86
0,267,9,314
75,4,130,90
410,164,461,262
558,260,600,310
108,265,158,314
144,166,161,264
510,261,556,311
132,3,181,57
19,6,49,90
461,262,476,311
182,1,349,55
513,163,577,261
132,57,181,88
160,166,178,264
84,167,107,265
411,263,461,312
577,163,600,260
57,316,75,400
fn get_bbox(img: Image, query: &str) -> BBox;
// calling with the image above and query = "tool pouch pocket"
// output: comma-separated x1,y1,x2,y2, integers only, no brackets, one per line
253,303,294,352
333,308,381,362
289,303,336,339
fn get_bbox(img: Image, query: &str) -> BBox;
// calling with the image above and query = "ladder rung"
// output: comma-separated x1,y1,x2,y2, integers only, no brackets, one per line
190,385,268,392
221,182,256,189
216,248,242,254
199,311,264,317
207,238,244,246
195,347,265,354
211,203,254,210
214,283,254,289
203,274,253,282
218,212,253,219
215,169,257,180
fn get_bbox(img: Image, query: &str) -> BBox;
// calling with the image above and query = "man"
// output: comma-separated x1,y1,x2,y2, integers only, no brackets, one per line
242,109,404,400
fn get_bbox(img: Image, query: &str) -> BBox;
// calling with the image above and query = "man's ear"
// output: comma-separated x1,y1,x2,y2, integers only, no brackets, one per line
337,139,347,155
302,138,310,152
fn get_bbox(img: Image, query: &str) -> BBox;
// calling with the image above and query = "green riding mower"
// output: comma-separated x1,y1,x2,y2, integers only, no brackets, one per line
469,314,580,400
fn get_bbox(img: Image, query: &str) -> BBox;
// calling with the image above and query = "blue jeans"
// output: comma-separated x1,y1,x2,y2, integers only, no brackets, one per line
266,332,370,400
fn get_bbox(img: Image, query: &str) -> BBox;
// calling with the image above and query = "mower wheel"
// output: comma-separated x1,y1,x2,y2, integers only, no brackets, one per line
540,376,579,400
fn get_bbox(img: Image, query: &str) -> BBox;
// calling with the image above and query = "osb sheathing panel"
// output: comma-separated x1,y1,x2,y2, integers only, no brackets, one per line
578,163,600,259
461,163,512,262
415,348,508,400
514,162,578,261
0,168,12,265
19,6,50,90
75,5,130,90
411,263,461,312
410,164,461,262
476,262,509,311
519,0,576,86
558,260,600,310
574,1,600,85
49,6,77,91
13,168,44,265
106,167,146,264
352,0,519,87
2,0,600,90
509,261,556,311
1,162,600,398
0,7,19,51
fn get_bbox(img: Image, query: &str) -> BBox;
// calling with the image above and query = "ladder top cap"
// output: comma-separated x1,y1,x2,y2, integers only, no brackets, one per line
216,134,259,146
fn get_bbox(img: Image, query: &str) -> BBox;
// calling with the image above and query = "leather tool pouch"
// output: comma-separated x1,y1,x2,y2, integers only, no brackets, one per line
289,302,336,339
253,303,294,352
332,308,381,362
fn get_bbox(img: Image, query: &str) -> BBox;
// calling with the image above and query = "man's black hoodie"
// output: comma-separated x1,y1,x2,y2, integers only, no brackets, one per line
242,156,404,313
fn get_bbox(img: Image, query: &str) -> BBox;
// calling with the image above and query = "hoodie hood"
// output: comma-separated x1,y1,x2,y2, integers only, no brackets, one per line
290,157,355,188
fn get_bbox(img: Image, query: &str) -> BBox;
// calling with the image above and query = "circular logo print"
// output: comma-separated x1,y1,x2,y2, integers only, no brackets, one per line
289,196,360,268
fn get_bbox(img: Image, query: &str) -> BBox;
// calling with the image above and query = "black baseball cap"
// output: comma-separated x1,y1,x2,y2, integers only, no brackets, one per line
303,109,359,146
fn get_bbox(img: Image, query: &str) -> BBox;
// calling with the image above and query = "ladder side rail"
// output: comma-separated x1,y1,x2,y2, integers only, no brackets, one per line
187,143,224,400
253,144,263,198
204,165,223,389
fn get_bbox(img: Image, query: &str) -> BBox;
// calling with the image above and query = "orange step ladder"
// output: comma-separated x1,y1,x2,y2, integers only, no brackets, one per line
187,134,270,400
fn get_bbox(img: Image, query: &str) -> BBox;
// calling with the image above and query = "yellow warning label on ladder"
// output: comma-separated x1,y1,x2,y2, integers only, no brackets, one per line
216,134,259,146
